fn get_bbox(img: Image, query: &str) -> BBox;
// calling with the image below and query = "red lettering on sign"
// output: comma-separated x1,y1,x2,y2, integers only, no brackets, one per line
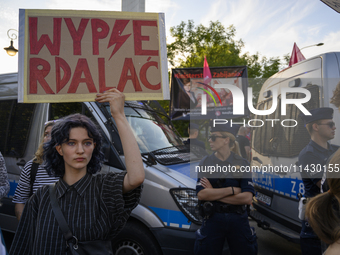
29,58,54,94
108,20,131,60
133,20,159,56
65,18,89,55
55,57,71,93
98,58,115,92
91,19,109,55
117,58,142,92
140,61,160,90
29,17,61,55
68,59,97,93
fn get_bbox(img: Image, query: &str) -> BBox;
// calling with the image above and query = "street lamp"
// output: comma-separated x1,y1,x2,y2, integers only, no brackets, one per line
4,29,18,56
300,43,324,51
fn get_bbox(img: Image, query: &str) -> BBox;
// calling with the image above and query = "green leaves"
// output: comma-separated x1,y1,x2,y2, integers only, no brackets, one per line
167,20,288,79
167,20,245,69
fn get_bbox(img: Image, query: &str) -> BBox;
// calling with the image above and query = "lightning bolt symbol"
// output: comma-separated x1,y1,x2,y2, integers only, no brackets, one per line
108,20,131,60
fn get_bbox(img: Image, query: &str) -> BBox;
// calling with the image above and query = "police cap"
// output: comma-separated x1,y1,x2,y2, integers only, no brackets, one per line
299,107,334,125
189,123,199,130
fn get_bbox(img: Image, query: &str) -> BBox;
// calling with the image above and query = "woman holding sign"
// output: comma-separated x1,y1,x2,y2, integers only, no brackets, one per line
10,89,144,255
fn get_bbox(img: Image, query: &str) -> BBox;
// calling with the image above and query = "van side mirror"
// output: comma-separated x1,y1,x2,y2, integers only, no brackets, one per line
252,157,263,164
16,159,26,166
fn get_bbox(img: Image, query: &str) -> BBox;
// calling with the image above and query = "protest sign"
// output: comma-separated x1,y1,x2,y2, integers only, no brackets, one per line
170,66,249,120
18,9,169,103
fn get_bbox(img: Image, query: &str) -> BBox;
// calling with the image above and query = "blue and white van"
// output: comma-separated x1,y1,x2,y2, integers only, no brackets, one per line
250,52,340,242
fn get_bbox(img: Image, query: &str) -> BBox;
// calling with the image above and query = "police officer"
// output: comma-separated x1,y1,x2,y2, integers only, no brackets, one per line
298,107,339,255
184,123,206,150
194,123,257,255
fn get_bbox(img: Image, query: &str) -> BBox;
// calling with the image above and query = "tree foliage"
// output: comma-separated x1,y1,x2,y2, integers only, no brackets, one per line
167,20,286,79
167,20,246,69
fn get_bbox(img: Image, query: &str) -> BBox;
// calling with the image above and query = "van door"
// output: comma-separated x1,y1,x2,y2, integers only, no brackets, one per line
251,84,320,238
0,100,37,232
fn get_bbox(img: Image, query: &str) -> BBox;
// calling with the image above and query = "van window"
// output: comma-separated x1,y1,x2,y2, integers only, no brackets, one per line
252,99,276,155
0,100,35,157
49,102,83,120
121,106,183,154
252,85,320,157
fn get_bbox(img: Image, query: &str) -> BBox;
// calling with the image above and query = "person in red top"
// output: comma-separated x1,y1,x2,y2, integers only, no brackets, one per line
245,125,251,141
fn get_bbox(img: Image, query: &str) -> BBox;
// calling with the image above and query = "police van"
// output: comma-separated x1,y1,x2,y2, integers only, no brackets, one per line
250,52,340,242
0,72,204,255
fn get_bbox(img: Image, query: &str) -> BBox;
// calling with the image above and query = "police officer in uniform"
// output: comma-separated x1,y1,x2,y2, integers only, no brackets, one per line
184,123,206,150
298,107,338,255
194,123,257,255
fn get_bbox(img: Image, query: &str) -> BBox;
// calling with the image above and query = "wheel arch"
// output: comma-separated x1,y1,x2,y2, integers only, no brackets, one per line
130,204,164,228
112,216,163,255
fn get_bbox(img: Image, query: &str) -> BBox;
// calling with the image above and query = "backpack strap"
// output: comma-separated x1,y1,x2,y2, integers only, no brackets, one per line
49,184,75,244
29,162,40,197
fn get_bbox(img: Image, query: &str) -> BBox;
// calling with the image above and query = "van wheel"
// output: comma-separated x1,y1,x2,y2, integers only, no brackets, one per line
112,220,163,255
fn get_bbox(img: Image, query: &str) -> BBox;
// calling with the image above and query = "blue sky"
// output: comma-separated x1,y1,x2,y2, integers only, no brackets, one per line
0,0,339,75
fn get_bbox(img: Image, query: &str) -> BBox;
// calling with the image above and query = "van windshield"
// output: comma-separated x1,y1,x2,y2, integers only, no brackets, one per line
105,103,184,154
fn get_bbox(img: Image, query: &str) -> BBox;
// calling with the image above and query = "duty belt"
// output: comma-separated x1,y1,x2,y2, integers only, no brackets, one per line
214,203,246,214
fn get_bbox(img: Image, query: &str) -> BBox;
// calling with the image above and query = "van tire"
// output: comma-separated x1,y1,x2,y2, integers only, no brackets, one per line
112,220,163,255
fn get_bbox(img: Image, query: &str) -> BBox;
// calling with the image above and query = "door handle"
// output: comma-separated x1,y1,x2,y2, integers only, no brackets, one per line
16,159,26,166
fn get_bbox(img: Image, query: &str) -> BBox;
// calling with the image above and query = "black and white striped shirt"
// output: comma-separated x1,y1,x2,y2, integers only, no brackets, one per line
9,172,142,255
12,159,59,204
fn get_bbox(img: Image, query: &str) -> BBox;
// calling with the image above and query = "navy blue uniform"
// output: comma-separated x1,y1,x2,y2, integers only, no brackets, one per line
299,140,339,198
298,140,339,255
194,152,257,255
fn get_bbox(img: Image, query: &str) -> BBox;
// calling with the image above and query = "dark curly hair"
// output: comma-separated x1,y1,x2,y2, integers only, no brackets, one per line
43,113,105,177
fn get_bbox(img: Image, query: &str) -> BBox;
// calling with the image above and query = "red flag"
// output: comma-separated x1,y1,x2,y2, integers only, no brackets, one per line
203,56,212,85
289,42,306,66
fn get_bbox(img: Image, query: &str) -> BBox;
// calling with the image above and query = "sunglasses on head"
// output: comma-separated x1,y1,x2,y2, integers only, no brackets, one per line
44,119,60,126
209,135,227,142
318,121,335,128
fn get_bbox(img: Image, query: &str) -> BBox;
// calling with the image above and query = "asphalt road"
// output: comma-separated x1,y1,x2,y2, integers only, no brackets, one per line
249,218,302,255
3,220,302,255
